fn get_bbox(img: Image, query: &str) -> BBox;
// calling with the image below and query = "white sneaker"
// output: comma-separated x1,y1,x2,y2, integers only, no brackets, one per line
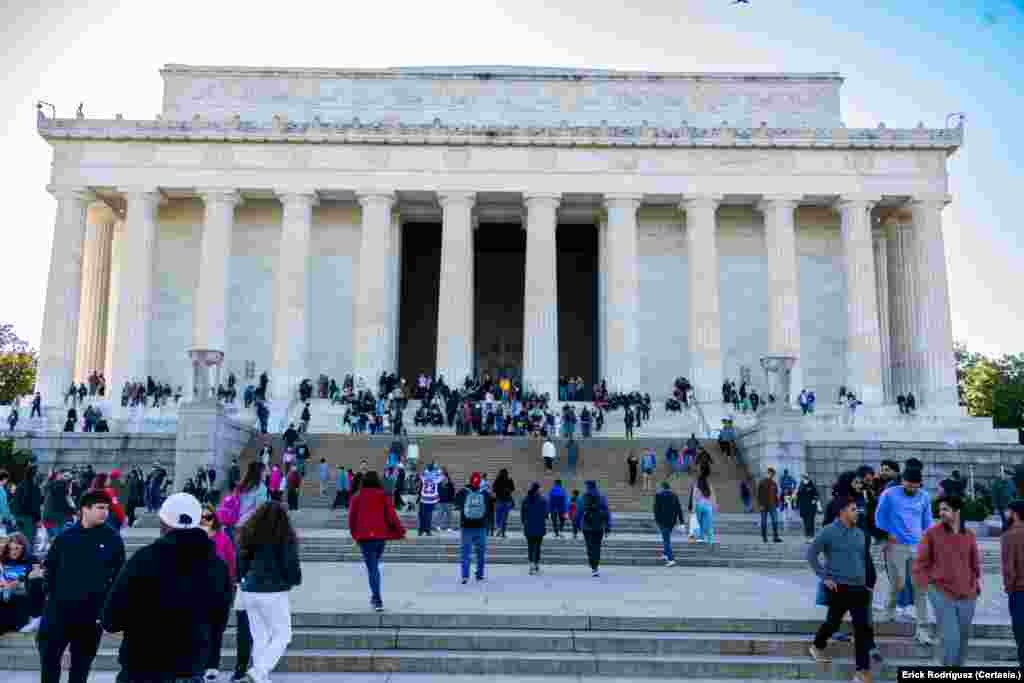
592,570,600,577
18,616,41,633
664,560,677,567
205,669,220,682
915,629,935,646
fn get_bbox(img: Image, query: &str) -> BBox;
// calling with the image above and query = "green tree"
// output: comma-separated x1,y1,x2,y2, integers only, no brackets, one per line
962,359,1003,417
0,323,37,404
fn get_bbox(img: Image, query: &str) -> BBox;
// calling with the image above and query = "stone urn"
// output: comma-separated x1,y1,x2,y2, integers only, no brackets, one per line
760,355,798,413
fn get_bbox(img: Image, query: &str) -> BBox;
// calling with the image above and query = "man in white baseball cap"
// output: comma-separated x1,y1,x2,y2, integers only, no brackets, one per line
102,491,232,682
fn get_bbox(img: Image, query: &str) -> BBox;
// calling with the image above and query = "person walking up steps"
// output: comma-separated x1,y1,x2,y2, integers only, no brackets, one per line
757,468,783,543
455,472,493,584
690,466,717,545
521,482,548,575
548,480,568,538
237,502,302,683
654,481,684,567
493,469,516,538
348,471,406,612
1001,498,1024,667
575,480,611,577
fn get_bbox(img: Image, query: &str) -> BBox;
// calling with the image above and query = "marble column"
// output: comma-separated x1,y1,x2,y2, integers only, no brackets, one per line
75,202,116,382
886,218,918,398
682,194,724,404
873,227,892,402
190,189,241,401
837,196,884,405
597,213,609,385
522,193,561,398
270,191,317,402
37,186,94,405
390,208,403,372
108,188,161,402
104,218,126,383
910,195,959,411
436,191,476,386
758,196,803,403
353,192,397,383
603,194,641,392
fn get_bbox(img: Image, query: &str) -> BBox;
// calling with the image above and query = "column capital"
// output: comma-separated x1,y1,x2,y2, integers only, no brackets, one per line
46,185,95,203
117,187,164,205
437,190,476,208
835,195,882,212
275,189,319,209
603,193,643,211
523,193,562,208
356,191,396,209
680,194,724,211
756,195,803,213
197,188,243,207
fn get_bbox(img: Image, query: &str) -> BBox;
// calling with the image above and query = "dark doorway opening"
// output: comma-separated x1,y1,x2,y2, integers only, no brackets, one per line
557,224,598,398
397,222,441,381
474,225,526,383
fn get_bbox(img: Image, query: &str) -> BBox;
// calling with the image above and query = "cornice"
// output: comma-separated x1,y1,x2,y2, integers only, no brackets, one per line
36,117,963,152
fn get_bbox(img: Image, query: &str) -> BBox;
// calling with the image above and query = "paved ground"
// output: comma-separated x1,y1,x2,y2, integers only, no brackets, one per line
286,562,1011,624
0,675,833,683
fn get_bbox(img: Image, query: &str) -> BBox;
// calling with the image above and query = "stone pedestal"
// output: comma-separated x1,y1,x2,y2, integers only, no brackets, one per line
740,412,808,481
760,355,798,410
174,401,225,493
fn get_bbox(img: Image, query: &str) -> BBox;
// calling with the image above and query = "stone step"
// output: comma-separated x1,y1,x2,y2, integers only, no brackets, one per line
0,645,1013,678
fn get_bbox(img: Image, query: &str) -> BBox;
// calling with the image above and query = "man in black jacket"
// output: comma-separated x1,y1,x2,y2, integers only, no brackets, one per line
38,489,126,683
103,492,233,683
13,465,43,539
653,481,684,567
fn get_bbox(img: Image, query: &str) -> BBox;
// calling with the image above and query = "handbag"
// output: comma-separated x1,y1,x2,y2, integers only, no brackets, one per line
217,488,242,526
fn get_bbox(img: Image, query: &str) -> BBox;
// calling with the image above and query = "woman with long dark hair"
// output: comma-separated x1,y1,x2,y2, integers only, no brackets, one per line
690,466,717,545
348,471,405,611
237,462,268,528
0,532,45,634
237,502,301,683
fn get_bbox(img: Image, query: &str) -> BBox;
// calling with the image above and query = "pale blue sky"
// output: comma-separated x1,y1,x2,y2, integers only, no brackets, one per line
2,0,1021,355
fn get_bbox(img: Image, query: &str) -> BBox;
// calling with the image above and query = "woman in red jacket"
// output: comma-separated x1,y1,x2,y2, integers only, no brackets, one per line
348,471,405,611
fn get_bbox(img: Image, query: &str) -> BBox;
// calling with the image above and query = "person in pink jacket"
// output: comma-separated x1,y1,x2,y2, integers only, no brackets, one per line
201,503,237,681
268,465,284,502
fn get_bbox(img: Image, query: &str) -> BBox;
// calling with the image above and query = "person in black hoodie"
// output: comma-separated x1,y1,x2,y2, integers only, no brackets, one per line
13,465,43,540
38,489,125,683
102,492,232,683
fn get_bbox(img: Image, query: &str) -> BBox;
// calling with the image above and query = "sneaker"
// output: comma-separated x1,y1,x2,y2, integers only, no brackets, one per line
592,570,600,578
665,560,677,568
808,645,831,663
528,566,536,575
205,669,220,682
534,565,541,575
460,578,468,585
773,537,783,543
914,629,935,646
374,603,384,613
18,616,41,633
475,576,485,582
870,647,884,664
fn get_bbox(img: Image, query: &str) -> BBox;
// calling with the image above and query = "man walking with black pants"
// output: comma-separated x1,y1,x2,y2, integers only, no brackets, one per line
38,489,126,683
574,480,612,577
757,467,782,543
807,496,876,683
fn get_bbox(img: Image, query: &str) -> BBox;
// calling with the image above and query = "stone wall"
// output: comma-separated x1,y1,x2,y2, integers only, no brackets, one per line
11,432,177,475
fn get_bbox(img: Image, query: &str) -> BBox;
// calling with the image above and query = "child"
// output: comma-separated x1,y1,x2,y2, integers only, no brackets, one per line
569,489,580,540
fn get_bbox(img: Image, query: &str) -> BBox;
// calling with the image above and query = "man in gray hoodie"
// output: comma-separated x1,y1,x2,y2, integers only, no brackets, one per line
807,496,876,682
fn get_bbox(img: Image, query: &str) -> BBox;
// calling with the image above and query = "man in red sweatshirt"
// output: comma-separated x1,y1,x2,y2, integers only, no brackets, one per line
1002,498,1024,668
912,495,981,667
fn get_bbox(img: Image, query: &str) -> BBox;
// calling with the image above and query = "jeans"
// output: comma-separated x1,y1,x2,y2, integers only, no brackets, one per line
659,526,674,562
813,584,872,671
1009,591,1024,668
583,531,604,570
550,511,565,536
760,508,779,541
526,536,543,565
435,502,452,529
495,501,513,534
359,540,386,605
37,615,103,683
418,502,435,534
695,502,714,543
928,586,977,667
242,590,292,679
461,527,487,579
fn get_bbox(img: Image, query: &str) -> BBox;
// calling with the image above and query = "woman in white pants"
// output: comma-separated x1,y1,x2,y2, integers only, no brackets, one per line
237,501,302,683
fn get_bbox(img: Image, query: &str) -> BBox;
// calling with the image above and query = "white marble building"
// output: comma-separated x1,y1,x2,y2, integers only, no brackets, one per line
36,64,963,416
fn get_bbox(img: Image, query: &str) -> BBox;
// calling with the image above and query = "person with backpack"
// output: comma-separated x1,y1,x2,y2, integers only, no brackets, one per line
286,466,302,511
348,471,406,611
493,469,516,538
547,480,568,538
221,462,268,543
455,472,493,584
521,483,548,575
574,480,612,577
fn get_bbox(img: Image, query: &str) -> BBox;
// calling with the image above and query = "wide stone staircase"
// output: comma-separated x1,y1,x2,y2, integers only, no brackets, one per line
2,612,1017,677
241,434,750,514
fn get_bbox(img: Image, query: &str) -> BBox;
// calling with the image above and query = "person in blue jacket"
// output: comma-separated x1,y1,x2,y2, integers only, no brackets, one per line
574,480,612,577
547,480,568,537
520,483,549,575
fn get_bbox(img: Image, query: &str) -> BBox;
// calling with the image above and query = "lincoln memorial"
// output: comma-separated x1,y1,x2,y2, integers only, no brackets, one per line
35,64,965,419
